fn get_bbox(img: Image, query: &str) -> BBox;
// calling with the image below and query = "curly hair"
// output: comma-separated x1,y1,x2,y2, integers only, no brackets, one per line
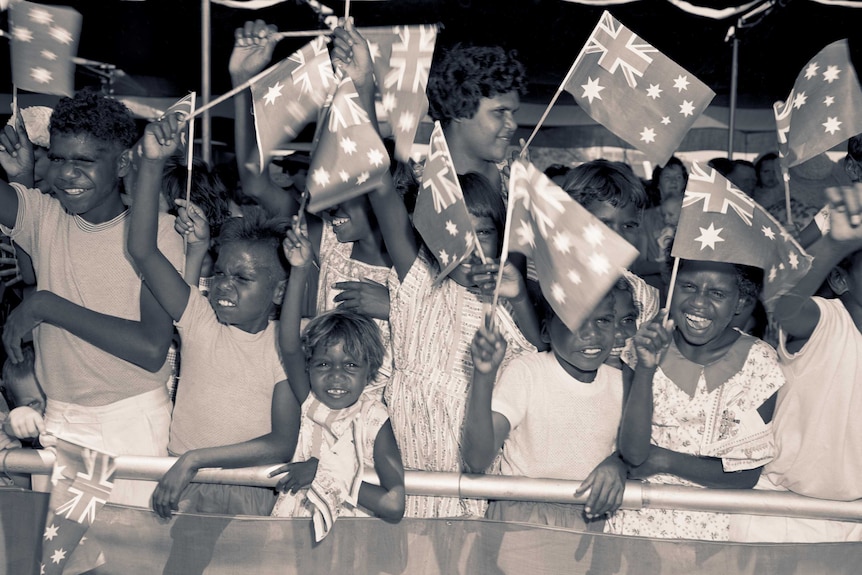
216,206,290,278
162,156,233,238
427,45,527,127
563,159,649,211
49,88,138,149
302,309,385,383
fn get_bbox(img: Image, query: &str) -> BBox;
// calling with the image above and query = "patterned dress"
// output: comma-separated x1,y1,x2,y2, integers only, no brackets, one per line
608,331,784,541
316,224,393,399
385,250,536,518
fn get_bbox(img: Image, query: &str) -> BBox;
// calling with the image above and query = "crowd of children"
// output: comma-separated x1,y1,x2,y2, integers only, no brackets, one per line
0,16,860,550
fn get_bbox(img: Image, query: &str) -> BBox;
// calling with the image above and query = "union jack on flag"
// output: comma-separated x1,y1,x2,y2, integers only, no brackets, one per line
9,0,82,97
306,76,389,214
250,36,336,172
773,39,862,168
361,25,438,162
41,438,117,575
563,10,714,167
413,122,478,281
672,162,812,307
506,158,638,332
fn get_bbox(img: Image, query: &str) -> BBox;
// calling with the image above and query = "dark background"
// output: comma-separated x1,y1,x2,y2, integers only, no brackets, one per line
2,0,862,107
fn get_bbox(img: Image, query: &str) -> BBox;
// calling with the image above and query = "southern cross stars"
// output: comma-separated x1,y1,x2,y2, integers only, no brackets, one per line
646,83,662,99
640,127,656,143
823,116,842,135
673,75,689,92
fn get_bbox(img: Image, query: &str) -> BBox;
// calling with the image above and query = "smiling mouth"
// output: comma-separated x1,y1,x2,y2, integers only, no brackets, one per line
684,313,712,330
331,217,349,228
216,299,236,308
59,188,87,196
580,348,604,357
326,388,350,398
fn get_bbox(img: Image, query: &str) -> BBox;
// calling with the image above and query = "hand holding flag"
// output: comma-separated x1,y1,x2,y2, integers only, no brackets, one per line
505,158,638,332
9,0,82,96
561,10,714,166
671,162,812,307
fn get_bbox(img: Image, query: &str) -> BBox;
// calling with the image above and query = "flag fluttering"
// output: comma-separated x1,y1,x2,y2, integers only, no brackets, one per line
672,162,813,306
250,36,336,172
9,0,82,96
40,438,117,575
773,39,862,169
506,158,638,332
306,75,389,214
160,92,197,159
563,10,714,167
361,24,438,162
413,121,478,281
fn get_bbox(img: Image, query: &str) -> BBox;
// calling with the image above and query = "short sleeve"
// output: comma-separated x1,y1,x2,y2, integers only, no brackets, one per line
491,355,533,431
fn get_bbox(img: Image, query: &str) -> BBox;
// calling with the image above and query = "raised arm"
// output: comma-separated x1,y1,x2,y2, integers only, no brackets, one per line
230,19,299,218
127,114,192,321
462,324,511,472
279,225,315,402
0,112,31,228
773,184,862,339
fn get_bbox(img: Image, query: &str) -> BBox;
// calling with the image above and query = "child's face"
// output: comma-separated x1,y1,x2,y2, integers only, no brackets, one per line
450,214,500,285
660,196,683,226
585,199,641,250
456,91,520,164
308,339,369,409
322,196,374,244
605,287,637,370
209,241,283,334
47,133,129,223
671,260,744,349
548,294,615,382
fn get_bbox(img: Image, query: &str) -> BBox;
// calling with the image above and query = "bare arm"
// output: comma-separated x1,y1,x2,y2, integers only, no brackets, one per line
152,379,301,518
629,446,762,489
357,421,405,521
279,226,315,403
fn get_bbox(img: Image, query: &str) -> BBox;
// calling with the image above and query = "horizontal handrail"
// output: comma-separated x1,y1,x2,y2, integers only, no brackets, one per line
4,448,861,522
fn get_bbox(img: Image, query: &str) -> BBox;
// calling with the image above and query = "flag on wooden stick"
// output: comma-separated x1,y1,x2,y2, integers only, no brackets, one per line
671,162,812,307
250,36,336,172
413,121,478,281
306,75,389,214
9,0,82,96
506,158,638,332
563,10,714,167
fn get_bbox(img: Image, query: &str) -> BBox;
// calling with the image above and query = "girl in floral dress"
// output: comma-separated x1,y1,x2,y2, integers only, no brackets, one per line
610,259,785,541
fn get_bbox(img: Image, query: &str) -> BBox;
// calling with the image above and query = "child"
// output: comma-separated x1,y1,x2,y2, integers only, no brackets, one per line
269,226,404,539
563,159,661,319
463,290,627,532
229,20,394,399
0,344,42,488
610,258,785,541
129,114,300,517
731,184,862,542
0,90,182,507
605,277,639,371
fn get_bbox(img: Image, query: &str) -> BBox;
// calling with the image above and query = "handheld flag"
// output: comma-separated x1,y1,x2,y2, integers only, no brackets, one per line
671,162,813,307
306,75,389,214
506,158,638,332
9,0,82,96
774,39,862,169
361,24,438,162
563,10,714,167
413,122,478,281
250,36,336,172
160,92,196,159
40,438,117,575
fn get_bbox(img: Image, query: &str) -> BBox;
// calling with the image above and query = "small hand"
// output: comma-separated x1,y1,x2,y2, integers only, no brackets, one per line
269,458,319,494
174,199,211,247
470,322,508,376
152,455,198,519
282,226,314,268
0,242,21,287
626,446,667,481
632,312,673,369
332,279,390,320
4,406,45,439
0,109,36,181
330,18,374,90
141,115,182,162
575,456,626,519
826,184,862,244
469,261,524,299
229,19,280,84
1,292,42,364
